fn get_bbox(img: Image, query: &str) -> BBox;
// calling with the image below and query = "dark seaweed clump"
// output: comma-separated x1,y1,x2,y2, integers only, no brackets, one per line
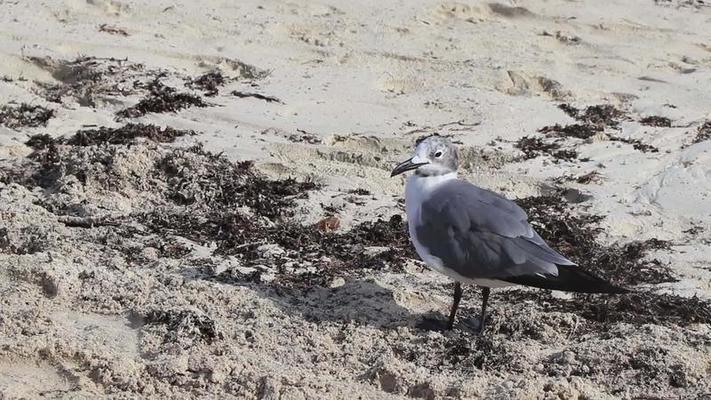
514,136,577,161
232,91,283,104
154,145,312,217
144,309,222,344
140,209,416,288
692,121,711,144
515,104,628,160
288,130,323,144
505,290,711,327
539,123,597,140
8,137,402,283
65,124,196,146
574,171,602,184
117,79,208,118
32,56,145,105
6,124,198,192
640,116,672,127
541,104,660,153
129,144,416,287
25,134,57,150
0,104,54,129
515,195,674,286
505,195,711,329
612,137,659,153
25,124,196,149
558,103,625,128
541,104,624,138
185,71,226,97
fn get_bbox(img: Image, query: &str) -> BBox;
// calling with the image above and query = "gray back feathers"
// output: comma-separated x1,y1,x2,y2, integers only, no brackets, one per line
414,179,575,280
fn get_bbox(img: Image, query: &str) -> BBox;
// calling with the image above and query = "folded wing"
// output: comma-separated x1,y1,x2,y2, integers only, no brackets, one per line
415,180,627,293
416,181,564,278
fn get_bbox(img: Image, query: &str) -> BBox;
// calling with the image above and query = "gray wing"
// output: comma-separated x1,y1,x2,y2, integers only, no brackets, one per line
415,180,575,280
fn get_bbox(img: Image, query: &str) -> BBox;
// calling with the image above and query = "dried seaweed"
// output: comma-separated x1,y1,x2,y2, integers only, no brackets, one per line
555,171,604,185
32,56,145,105
140,209,415,287
539,124,597,140
185,71,226,97
117,79,208,118
99,24,129,36
543,104,659,153
144,309,222,344
348,188,371,196
65,124,196,146
692,121,711,144
25,134,57,150
608,135,660,153
25,124,196,149
288,129,322,144
516,195,674,286
232,91,283,103
505,290,711,327
640,116,672,127
0,104,54,129
514,136,577,160
558,104,625,128
154,145,313,216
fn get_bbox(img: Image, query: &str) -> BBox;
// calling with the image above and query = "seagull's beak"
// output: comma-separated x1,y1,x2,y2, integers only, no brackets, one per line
390,156,429,177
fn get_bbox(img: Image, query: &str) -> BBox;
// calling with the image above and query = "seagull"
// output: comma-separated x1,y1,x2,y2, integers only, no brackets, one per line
391,135,627,332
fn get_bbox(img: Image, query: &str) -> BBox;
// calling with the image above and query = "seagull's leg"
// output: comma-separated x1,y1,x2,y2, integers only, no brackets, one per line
446,282,463,330
478,287,491,333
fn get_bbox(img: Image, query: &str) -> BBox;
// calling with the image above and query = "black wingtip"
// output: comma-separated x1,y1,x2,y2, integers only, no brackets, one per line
501,265,629,294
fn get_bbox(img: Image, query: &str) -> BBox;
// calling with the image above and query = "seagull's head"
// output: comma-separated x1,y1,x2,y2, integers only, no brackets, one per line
391,134,459,177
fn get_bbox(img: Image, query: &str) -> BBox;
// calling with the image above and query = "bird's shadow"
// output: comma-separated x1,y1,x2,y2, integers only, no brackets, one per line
181,267,422,329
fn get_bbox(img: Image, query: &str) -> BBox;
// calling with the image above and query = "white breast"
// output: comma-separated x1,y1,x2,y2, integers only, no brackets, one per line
405,172,458,275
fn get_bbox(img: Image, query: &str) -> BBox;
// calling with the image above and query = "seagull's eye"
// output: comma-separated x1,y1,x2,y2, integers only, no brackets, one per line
434,151,443,158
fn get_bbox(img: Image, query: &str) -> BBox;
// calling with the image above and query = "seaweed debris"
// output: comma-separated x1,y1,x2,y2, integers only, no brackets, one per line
0,104,54,129
348,188,371,196
288,129,322,144
640,116,672,127
65,124,196,146
514,136,577,161
98,24,129,36
540,104,660,153
539,124,597,140
154,144,314,216
25,134,57,150
144,308,222,344
117,79,208,118
575,171,603,184
515,195,674,286
505,290,711,327
31,56,145,105
516,104,629,159
140,208,416,288
692,121,711,144
134,144,415,286
185,71,227,97
232,91,283,104
25,124,196,149
558,104,625,128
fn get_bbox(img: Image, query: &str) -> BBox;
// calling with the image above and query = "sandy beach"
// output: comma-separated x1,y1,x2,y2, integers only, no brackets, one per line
1,0,710,398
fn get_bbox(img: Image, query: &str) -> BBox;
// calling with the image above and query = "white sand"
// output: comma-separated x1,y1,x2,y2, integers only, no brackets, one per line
1,0,710,398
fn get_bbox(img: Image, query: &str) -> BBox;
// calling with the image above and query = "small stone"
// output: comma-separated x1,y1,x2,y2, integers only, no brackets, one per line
329,277,346,288
141,247,160,261
257,243,285,258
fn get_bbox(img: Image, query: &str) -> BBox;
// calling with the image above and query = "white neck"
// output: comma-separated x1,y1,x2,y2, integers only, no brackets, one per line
405,172,457,214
